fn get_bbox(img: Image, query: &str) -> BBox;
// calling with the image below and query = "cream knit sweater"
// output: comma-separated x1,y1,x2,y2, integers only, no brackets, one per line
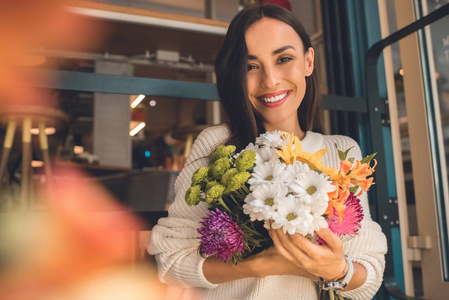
149,124,387,300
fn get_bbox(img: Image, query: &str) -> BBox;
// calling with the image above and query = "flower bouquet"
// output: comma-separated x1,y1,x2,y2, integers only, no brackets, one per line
185,131,376,296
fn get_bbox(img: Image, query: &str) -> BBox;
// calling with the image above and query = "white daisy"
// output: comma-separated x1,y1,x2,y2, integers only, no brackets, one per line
290,171,335,206
247,160,289,189
243,182,288,221
309,212,329,233
271,195,314,235
257,147,279,164
244,142,259,152
255,130,290,148
285,161,310,180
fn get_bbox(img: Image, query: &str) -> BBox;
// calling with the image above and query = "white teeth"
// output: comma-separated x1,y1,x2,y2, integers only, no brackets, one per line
260,92,288,103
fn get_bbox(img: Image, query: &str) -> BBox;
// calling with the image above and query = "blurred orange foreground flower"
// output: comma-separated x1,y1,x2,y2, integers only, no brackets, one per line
0,167,194,300
0,0,105,106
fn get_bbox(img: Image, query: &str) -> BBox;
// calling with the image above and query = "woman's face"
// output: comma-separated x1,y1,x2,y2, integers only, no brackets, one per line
245,17,314,133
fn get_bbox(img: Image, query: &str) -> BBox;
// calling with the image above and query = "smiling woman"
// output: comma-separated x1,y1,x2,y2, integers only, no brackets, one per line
214,4,321,151
148,4,387,300
245,17,314,137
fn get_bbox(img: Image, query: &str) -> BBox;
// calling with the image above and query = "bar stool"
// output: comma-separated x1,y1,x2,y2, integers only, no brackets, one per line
0,105,68,210
172,125,209,158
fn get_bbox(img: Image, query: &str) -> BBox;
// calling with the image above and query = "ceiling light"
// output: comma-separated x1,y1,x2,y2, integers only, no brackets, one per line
149,100,157,107
31,160,44,168
131,94,146,108
130,122,146,136
30,127,56,135
74,146,84,154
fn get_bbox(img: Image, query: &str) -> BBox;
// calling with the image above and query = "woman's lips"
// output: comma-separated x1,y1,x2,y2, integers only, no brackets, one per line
257,90,291,108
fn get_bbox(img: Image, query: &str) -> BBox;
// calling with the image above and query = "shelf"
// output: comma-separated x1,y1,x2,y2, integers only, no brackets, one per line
62,0,228,34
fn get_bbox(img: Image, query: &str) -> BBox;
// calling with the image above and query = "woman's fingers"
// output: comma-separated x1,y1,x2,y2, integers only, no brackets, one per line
269,227,346,279
315,228,343,254
270,228,309,265
269,228,296,262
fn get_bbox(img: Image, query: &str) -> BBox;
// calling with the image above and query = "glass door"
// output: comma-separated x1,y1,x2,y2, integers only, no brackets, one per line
391,0,449,297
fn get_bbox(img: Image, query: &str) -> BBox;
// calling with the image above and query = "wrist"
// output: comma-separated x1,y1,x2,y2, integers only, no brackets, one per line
328,255,347,281
317,255,355,291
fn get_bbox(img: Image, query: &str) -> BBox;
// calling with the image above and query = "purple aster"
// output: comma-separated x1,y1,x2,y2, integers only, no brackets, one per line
197,208,245,262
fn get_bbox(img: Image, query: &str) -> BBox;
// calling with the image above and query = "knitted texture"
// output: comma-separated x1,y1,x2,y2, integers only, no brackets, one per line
148,124,387,300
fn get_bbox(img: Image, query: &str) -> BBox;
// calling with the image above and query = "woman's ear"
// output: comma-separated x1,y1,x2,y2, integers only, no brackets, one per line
304,47,315,76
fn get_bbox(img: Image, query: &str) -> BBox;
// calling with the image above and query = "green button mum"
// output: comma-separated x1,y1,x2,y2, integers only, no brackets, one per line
235,150,256,172
224,171,251,194
191,166,209,186
210,145,236,163
185,185,201,206
206,184,225,204
221,168,238,185
210,157,231,180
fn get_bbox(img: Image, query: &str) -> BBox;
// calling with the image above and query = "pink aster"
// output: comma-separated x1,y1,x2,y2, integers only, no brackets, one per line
317,193,364,245
197,208,245,262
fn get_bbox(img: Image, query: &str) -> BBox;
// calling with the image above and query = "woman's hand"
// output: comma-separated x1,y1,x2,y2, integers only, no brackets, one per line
269,227,347,281
243,247,316,279
203,246,316,284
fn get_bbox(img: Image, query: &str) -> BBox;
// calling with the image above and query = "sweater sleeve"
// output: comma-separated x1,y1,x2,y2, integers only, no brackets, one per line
147,125,229,289
324,136,388,300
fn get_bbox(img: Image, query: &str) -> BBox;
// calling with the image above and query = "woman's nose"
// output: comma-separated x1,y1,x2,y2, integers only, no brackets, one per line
260,66,280,89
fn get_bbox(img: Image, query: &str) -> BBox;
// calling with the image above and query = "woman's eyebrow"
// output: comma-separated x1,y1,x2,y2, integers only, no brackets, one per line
272,45,295,55
247,45,295,60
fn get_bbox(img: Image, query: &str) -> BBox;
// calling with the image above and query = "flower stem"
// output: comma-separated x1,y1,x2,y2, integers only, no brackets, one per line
229,195,240,207
243,224,265,238
242,185,251,194
217,198,232,213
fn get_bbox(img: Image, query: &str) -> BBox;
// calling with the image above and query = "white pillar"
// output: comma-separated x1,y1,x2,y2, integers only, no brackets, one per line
93,61,132,168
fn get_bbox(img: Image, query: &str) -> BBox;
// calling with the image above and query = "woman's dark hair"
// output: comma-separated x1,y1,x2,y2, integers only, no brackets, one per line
215,4,322,150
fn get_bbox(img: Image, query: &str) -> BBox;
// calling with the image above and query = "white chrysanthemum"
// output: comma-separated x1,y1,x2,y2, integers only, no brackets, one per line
257,146,279,164
271,195,314,235
309,212,329,232
285,161,310,181
243,182,288,221
290,171,335,209
255,131,290,148
244,142,259,152
236,143,278,165
248,160,288,189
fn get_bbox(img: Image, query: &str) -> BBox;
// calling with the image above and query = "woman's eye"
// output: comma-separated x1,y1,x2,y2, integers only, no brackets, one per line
278,56,292,64
247,64,258,71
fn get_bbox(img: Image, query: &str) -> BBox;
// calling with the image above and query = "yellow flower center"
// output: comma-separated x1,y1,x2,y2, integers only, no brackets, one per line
264,198,274,206
265,175,273,181
286,213,297,221
307,186,317,195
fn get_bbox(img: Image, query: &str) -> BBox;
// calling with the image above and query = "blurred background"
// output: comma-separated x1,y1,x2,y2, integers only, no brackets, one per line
1,0,449,299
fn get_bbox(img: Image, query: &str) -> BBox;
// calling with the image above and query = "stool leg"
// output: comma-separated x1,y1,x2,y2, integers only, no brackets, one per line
184,133,194,159
38,120,51,186
0,119,16,185
21,117,32,211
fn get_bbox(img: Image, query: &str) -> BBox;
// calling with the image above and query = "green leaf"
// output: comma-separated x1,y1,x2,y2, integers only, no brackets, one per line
360,153,377,164
348,157,355,164
335,144,354,161
344,146,354,158
349,186,358,194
